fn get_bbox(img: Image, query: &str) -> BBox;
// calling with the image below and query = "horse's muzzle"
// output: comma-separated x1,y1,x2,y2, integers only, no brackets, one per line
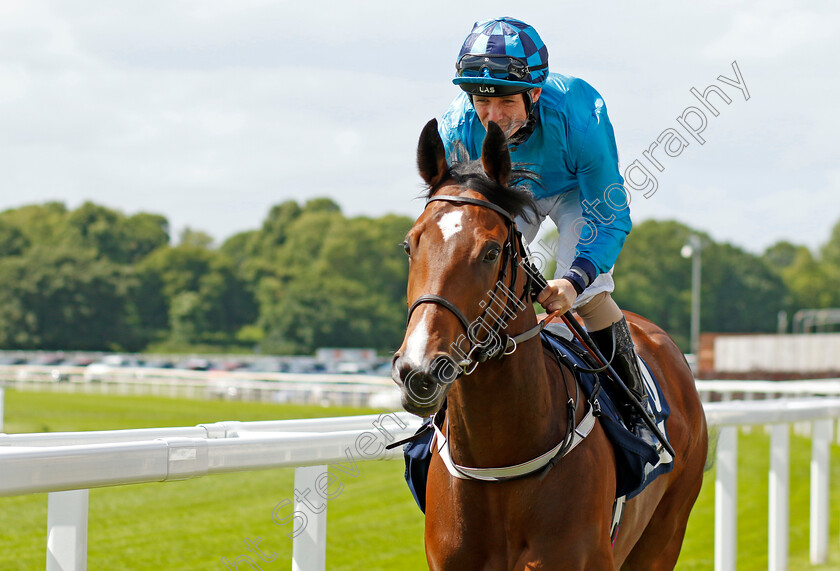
391,352,454,417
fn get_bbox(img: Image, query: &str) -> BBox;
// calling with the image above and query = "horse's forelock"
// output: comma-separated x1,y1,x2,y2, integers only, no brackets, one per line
423,161,538,224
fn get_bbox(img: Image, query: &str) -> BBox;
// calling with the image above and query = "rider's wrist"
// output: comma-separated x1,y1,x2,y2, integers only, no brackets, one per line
561,275,585,295
562,257,597,295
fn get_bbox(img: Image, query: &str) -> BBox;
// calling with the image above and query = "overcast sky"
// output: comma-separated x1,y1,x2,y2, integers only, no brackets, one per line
1,1,838,255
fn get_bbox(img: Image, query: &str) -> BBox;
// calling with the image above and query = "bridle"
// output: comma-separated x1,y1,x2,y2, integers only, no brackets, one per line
401,193,599,483
406,194,546,377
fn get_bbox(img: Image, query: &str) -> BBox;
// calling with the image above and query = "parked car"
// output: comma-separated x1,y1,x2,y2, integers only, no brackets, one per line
84,355,143,382
175,358,212,371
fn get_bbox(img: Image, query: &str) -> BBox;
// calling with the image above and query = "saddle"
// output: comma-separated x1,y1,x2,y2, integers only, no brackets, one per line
400,323,674,513
539,325,674,499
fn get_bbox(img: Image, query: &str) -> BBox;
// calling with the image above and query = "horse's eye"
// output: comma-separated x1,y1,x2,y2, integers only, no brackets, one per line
402,241,411,257
484,247,501,263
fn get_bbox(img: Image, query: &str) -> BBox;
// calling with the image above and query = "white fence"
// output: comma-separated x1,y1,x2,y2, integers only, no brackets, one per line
0,411,422,571
696,378,840,401
0,364,402,409
704,398,840,571
3,391,840,570
712,333,840,374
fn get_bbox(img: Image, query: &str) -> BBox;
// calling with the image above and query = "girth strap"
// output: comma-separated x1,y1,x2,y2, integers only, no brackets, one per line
431,401,598,482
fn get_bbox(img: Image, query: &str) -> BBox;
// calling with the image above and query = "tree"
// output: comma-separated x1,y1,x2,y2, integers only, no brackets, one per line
220,230,258,267
0,202,69,250
612,220,699,349
178,227,214,249
121,212,170,262
779,247,840,310
763,241,799,272
0,248,141,351
137,244,258,345
2,202,168,265
257,200,303,250
763,226,840,316
0,197,421,354
821,217,840,268
613,219,788,350
0,220,29,257
701,243,787,333
65,202,125,262
252,200,412,354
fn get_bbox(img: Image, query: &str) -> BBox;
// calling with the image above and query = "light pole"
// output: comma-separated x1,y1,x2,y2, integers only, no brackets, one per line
681,234,702,360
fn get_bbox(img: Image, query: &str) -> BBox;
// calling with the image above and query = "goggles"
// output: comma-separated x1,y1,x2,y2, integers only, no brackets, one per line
456,54,545,82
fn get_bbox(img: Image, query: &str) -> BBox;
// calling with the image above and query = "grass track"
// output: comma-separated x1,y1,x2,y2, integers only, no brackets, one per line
1,390,840,569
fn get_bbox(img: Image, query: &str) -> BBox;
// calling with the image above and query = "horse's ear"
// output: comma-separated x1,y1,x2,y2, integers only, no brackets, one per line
481,121,511,186
417,119,449,188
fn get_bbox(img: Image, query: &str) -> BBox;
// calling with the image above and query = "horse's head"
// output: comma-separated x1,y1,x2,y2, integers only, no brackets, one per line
392,119,538,417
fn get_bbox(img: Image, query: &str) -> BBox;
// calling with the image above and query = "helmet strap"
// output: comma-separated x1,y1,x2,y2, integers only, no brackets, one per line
509,90,538,146
508,112,537,146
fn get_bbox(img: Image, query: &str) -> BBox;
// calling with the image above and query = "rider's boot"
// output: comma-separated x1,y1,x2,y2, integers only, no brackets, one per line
590,317,656,443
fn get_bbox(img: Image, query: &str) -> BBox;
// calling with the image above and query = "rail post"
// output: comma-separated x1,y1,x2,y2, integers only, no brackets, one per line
811,418,831,563
292,465,328,571
715,425,737,571
768,423,790,571
46,489,89,571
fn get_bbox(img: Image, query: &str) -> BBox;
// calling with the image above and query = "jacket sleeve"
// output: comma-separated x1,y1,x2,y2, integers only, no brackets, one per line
564,100,631,288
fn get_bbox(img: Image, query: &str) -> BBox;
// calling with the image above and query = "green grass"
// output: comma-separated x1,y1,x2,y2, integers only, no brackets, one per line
2,390,840,569
0,390,426,570
677,426,840,571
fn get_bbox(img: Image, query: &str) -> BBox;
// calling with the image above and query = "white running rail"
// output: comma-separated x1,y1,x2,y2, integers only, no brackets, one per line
0,412,422,571
704,397,840,571
2,399,840,570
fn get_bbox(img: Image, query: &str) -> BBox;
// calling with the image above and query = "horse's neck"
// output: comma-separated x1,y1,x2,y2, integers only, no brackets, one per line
445,314,568,468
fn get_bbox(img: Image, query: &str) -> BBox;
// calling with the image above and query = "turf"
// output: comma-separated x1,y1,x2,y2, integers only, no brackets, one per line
1,390,839,569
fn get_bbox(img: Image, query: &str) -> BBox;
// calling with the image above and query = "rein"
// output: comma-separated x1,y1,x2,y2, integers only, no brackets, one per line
403,194,600,482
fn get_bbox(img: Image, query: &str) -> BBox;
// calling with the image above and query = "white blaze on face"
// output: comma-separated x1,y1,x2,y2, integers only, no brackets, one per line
437,211,463,242
404,312,430,367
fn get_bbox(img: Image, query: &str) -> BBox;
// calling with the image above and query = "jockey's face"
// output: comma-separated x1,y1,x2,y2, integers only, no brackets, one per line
473,88,542,138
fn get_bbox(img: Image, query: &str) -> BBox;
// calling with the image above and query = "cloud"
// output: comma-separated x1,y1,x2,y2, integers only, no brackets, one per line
702,4,839,61
0,0,837,253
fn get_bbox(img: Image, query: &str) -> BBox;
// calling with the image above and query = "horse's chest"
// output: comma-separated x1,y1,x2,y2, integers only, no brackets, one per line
425,460,615,569
425,488,562,568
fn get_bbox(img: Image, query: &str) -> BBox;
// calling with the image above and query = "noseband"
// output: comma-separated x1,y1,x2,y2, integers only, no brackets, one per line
407,195,545,376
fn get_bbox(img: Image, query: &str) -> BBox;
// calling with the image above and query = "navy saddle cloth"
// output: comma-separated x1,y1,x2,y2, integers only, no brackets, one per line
403,327,674,513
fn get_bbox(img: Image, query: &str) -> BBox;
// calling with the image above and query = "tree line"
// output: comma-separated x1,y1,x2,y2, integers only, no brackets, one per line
0,200,837,354
612,219,840,349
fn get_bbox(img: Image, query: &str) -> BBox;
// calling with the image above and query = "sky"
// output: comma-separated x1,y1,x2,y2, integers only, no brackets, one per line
1,0,838,255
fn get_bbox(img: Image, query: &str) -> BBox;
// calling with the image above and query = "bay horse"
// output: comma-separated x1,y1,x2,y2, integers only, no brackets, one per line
391,119,708,570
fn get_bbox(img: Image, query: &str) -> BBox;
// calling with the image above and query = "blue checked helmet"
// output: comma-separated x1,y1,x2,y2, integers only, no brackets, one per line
453,17,549,96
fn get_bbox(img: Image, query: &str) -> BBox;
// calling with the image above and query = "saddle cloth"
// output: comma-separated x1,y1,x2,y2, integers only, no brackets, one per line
402,326,674,513
539,327,674,500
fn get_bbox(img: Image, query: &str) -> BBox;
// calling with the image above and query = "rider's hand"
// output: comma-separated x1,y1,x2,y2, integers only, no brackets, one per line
536,278,578,314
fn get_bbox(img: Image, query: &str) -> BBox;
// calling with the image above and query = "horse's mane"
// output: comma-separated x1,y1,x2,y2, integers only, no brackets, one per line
425,159,541,224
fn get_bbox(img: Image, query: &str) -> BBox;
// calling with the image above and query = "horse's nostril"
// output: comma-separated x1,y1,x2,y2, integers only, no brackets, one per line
430,355,460,384
391,355,414,386
403,369,438,401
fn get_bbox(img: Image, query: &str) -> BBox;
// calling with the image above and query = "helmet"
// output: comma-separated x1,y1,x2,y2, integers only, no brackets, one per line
453,17,549,96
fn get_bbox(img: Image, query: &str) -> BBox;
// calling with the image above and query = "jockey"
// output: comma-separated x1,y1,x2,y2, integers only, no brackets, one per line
438,17,651,435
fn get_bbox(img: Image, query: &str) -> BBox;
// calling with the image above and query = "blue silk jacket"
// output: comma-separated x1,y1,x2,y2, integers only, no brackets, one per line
438,73,631,280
